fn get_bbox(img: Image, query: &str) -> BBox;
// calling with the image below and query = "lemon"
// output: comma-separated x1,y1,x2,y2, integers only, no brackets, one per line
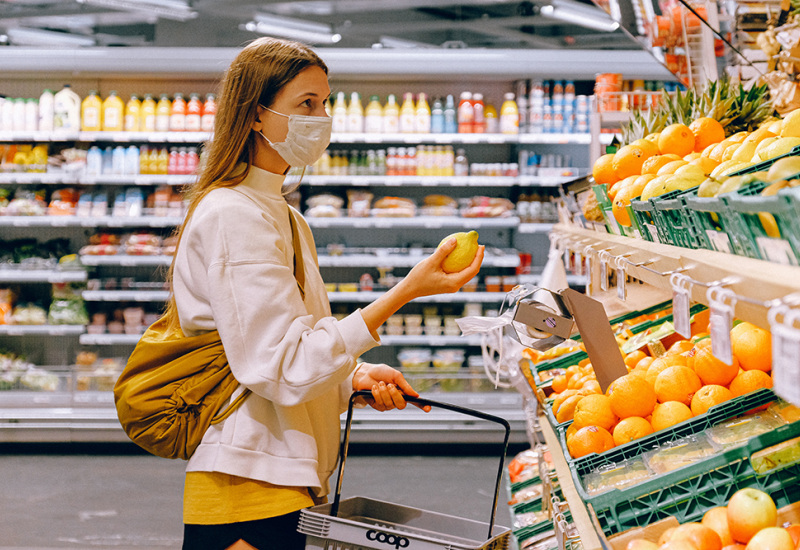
761,137,800,161
731,141,757,162
657,160,688,176
754,136,781,161
664,174,703,194
766,156,800,181
697,177,721,198
780,109,800,138
673,163,706,180
438,230,480,273
742,128,776,145
721,142,742,162
640,175,673,200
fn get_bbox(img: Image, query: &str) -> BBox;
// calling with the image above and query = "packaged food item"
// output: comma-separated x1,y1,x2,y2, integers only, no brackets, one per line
645,434,719,474
372,196,416,217
460,196,514,218
306,194,344,217
47,283,89,326
509,483,543,506
769,401,800,424
397,348,431,371
346,190,373,217
751,435,800,474
707,414,782,449
420,194,458,217
582,457,652,496
10,303,47,325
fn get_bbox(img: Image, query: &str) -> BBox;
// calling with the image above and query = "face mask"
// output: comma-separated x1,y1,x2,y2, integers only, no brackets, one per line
257,106,332,168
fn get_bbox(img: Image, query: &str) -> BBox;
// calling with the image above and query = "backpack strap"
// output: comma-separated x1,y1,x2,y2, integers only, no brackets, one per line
287,205,306,300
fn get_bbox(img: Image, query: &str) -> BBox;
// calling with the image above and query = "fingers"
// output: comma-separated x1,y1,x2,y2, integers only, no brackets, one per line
431,238,457,263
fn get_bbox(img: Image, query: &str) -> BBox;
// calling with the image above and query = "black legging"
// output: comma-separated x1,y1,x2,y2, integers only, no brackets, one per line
182,511,305,550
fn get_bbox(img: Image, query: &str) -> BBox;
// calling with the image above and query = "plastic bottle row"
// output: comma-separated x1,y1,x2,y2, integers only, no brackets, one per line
0,85,217,133
85,145,200,176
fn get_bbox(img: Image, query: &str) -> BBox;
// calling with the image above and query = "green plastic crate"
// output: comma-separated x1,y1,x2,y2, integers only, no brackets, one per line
580,417,800,537
781,186,800,260
727,190,800,266
630,198,658,242
592,184,625,237
726,145,800,176
558,388,777,479
651,186,704,249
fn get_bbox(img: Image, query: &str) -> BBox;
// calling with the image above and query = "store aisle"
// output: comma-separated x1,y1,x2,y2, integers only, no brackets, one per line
0,445,516,549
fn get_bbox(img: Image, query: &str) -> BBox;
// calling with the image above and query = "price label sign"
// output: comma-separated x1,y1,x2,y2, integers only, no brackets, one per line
670,273,692,338
769,305,800,406
584,252,594,297
599,251,610,292
707,285,737,366
615,263,627,301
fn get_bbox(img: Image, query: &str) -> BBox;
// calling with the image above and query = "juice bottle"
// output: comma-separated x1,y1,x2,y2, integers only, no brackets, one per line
155,94,172,132
147,146,160,175
38,89,54,132
484,103,499,133
331,91,348,133
457,91,474,133
399,92,415,133
140,94,156,133
499,92,519,135
430,97,444,134
201,93,216,132
170,93,186,131
414,92,431,134
139,145,150,175
102,91,124,132
124,94,141,132
364,95,383,134
81,90,102,131
346,92,364,134
443,95,457,134
382,94,400,134
472,93,485,134
53,84,81,132
156,146,169,174
185,93,202,132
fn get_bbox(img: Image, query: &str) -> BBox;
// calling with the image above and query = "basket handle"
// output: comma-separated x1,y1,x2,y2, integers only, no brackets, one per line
331,390,511,540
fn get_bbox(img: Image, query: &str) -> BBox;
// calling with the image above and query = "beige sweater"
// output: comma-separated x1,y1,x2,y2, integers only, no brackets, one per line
172,165,379,497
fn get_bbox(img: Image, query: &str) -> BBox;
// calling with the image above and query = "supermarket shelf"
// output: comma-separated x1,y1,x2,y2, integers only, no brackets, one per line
518,223,555,234
303,175,579,187
79,255,172,266
307,216,520,229
82,290,169,302
79,333,141,345
553,223,800,329
0,325,84,336
518,133,591,144
379,335,482,346
0,269,87,283
328,291,508,303
0,215,183,228
0,173,195,186
318,253,520,269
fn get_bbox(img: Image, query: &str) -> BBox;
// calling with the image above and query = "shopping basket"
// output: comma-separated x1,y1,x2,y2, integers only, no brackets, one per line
298,390,512,549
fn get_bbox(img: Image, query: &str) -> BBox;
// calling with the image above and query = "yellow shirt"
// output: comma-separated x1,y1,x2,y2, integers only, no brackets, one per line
184,471,315,525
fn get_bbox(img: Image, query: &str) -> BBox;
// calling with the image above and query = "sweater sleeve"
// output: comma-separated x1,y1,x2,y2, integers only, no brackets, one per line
191,194,378,407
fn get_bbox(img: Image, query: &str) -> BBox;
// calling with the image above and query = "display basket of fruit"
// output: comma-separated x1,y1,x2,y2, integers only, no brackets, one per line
649,186,705,249
579,416,800,537
630,198,659,243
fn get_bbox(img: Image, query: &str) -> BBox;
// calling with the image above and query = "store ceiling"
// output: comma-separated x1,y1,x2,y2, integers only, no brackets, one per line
0,0,638,50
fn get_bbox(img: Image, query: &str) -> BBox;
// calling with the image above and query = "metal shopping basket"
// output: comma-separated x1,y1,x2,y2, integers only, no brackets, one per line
298,390,512,550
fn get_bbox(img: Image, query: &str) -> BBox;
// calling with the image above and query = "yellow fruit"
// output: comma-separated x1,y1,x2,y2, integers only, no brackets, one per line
768,119,783,134
743,128,777,145
690,117,726,152
780,108,800,138
730,141,758,163
684,152,702,161
642,154,681,175
708,139,735,162
700,142,718,158
632,138,659,159
728,131,749,142
640,175,673,200
657,160,688,176
592,153,618,185
673,163,706,180
766,156,800,181
689,156,720,175
613,144,652,179
664,175,703,194
761,137,800,161
697,177,721,197
710,160,749,180
659,123,696,156
438,231,480,273
721,142,742,162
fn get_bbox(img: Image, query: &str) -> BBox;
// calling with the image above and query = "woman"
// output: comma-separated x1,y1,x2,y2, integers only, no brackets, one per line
167,37,484,550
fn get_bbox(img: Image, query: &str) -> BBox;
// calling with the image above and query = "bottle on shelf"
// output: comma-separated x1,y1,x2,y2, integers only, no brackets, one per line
185,93,202,132
102,91,124,132
331,91,348,133
443,94,457,134
24,98,38,132
156,147,169,174
0,98,12,131
140,94,156,133
430,97,444,133
139,145,150,175
124,145,139,176
53,84,81,132
201,93,216,132
454,148,469,177
457,91,474,133
111,145,126,175
170,93,186,132
81,90,103,132
124,94,141,132
86,146,102,176
415,92,431,134
484,102,498,133
155,94,172,132
12,98,25,131
364,95,383,134
383,94,400,134
186,147,199,173
517,95,528,134
399,92,416,133
472,93,485,134
346,92,364,134
499,92,519,135
38,89,54,132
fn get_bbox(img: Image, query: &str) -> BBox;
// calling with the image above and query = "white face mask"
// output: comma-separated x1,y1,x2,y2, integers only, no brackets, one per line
258,106,332,168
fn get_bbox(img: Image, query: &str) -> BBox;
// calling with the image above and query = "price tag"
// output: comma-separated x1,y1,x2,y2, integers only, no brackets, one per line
583,247,595,297
615,261,627,301
756,237,799,266
706,230,732,254
670,273,692,338
769,305,800,405
599,251,610,292
575,251,584,276
707,285,737,366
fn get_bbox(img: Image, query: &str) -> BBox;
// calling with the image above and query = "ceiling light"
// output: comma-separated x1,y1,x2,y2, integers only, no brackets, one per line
75,0,198,22
539,3,619,32
6,26,96,46
242,15,341,44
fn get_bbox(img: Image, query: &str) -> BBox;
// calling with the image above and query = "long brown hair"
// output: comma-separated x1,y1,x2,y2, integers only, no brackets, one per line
162,37,328,335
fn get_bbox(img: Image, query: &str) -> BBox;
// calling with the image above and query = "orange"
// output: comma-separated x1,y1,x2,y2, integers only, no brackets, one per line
729,370,773,397
555,394,583,423
612,182,646,226
655,365,702,405
651,401,694,431
671,522,723,550
645,354,689,387
690,117,726,152
635,356,655,371
624,350,648,369
582,380,602,394
690,156,720,175
612,416,654,446
659,123,696,157
607,374,658,418
573,394,618,431
691,384,734,416
731,322,772,372
567,425,615,458
642,154,682,175
551,374,568,394
632,138,660,159
592,153,618,185
692,345,739,386
608,176,636,202
666,340,694,356
552,389,578,412
613,144,653,179
565,364,581,378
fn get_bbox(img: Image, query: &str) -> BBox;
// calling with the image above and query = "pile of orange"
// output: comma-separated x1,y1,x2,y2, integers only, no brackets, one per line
548,317,775,459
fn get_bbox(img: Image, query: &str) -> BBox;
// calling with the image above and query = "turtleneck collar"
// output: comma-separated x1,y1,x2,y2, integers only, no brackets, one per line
239,164,286,199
